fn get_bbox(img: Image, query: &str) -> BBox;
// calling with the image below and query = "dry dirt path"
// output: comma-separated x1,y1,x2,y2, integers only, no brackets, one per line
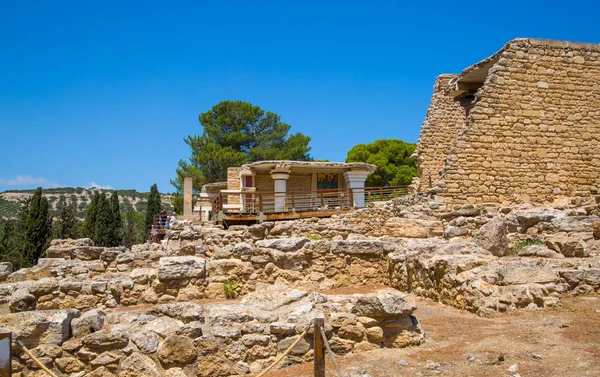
263,294,600,377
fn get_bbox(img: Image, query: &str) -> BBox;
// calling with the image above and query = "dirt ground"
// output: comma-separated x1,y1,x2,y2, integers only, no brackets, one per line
263,294,600,377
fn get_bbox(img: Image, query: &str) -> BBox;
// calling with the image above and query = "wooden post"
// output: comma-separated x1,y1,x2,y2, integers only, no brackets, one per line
349,188,354,208
379,187,383,200
314,318,325,377
218,191,223,211
291,193,295,210
258,193,263,213
320,192,325,208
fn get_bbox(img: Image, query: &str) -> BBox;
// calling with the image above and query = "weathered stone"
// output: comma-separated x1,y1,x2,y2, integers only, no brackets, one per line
498,263,558,285
474,216,508,256
71,309,106,338
277,335,310,356
338,324,364,341
518,244,563,258
61,337,83,353
141,317,185,337
255,237,310,252
240,284,308,311
131,331,160,354
83,330,129,351
158,256,206,280
0,262,13,281
55,357,85,373
119,352,161,377
9,289,36,312
351,292,415,317
148,302,204,323
383,217,443,238
0,309,79,348
545,236,589,257
443,225,468,239
90,351,122,369
157,335,197,366
197,355,231,377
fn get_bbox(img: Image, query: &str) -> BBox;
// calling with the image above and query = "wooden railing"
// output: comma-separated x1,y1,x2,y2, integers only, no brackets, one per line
364,185,408,202
210,185,409,219
213,188,354,215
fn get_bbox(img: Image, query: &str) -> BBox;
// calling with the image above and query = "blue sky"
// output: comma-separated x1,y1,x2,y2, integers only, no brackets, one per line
1,1,599,193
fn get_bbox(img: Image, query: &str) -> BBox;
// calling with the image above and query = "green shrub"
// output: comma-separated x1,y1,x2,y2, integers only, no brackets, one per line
305,234,321,240
223,279,239,299
506,239,544,255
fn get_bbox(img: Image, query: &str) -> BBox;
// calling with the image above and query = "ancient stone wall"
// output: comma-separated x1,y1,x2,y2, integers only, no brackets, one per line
414,74,466,191
226,168,241,205
436,38,600,204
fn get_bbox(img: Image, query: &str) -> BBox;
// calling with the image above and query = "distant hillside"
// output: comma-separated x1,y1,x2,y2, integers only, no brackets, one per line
0,187,173,224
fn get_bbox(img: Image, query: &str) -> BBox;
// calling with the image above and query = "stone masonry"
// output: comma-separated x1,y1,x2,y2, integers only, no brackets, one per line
414,74,466,192
415,38,600,204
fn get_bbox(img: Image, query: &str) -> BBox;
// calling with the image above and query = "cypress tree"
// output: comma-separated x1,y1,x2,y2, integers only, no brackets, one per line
123,210,136,249
109,191,123,246
145,184,161,232
24,187,51,267
94,192,112,247
0,222,24,270
82,191,100,239
58,202,80,239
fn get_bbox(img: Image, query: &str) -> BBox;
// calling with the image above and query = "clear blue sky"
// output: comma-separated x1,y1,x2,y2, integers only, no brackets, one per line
1,1,598,193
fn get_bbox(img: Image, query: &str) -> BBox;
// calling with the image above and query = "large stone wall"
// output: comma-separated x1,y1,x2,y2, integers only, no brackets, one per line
414,74,466,191
420,38,600,204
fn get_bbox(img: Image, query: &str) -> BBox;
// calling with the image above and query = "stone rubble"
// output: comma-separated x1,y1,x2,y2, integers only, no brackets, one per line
0,193,598,375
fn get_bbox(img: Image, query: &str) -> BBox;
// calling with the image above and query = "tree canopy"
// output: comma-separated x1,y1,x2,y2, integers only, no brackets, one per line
345,139,417,187
172,100,312,192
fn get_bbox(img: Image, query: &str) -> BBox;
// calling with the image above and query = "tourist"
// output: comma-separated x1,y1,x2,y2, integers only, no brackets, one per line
170,213,177,225
160,208,167,228
150,225,158,243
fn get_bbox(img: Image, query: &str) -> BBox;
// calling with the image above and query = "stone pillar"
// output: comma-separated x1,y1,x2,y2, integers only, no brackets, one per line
270,170,290,212
343,170,370,208
183,177,193,217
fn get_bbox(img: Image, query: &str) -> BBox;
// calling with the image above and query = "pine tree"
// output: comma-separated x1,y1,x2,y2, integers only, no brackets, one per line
109,191,123,246
82,191,100,239
23,187,51,267
145,184,161,232
94,192,112,247
58,202,80,239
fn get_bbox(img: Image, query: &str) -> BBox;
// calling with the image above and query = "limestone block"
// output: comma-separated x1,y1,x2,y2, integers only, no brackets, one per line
382,217,443,238
158,256,206,280
0,309,80,348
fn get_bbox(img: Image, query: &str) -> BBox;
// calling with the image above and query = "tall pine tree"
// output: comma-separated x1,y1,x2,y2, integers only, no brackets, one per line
24,187,50,267
109,191,123,246
123,210,136,249
145,184,161,232
82,191,100,239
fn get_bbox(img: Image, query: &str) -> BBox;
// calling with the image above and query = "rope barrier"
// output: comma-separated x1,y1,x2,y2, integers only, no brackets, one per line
17,339,59,377
318,324,346,377
254,322,312,377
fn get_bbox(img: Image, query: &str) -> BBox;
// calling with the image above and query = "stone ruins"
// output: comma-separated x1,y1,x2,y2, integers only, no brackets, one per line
0,38,599,377
414,38,600,204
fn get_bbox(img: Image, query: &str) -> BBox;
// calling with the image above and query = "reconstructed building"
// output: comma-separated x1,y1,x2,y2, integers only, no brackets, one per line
197,160,378,222
415,38,600,204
